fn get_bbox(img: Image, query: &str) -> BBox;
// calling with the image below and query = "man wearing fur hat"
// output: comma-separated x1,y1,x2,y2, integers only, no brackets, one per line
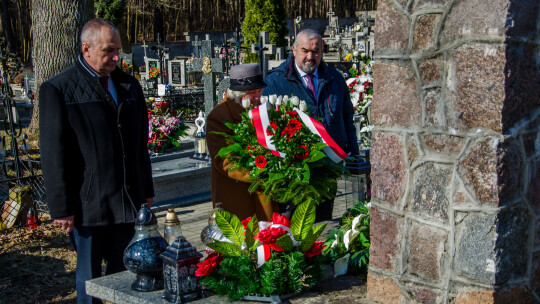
207,63,278,221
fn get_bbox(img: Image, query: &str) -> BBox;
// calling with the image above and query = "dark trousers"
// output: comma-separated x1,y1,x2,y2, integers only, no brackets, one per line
315,197,335,222
70,224,134,304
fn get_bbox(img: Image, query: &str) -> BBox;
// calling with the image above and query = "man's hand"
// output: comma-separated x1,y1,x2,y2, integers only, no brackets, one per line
145,197,154,208
54,215,75,232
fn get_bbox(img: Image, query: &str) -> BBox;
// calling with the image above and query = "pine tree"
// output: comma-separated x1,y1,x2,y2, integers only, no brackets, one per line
241,0,287,63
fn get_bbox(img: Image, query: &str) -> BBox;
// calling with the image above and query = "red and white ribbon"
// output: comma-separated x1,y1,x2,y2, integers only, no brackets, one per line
257,244,272,268
251,102,348,163
251,102,285,158
293,107,348,163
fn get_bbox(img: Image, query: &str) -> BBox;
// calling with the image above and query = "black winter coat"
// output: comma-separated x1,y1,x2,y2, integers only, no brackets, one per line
263,54,359,156
39,55,154,226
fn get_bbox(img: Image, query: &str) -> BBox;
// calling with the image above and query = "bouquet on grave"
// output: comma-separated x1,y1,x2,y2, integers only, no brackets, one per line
343,61,373,149
215,94,350,207
322,199,371,276
147,99,189,153
196,199,326,300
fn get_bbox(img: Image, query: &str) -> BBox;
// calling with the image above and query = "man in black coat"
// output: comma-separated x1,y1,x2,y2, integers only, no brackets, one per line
39,18,154,303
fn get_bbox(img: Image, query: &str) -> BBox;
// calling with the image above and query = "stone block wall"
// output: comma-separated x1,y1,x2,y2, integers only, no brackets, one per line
367,0,540,303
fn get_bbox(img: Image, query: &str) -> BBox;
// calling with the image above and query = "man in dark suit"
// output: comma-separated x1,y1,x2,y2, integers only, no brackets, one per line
39,18,154,303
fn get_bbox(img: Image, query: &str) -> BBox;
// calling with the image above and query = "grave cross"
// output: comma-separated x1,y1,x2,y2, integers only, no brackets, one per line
192,40,226,118
142,40,149,59
192,36,202,58
251,31,276,79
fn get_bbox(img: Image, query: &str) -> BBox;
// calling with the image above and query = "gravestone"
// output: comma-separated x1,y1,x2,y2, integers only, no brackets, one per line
251,31,276,79
119,53,134,76
216,77,230,102
23,73,35,95
144,58,159,81
168,59,186,87
191,35,202,58
192,40,226,118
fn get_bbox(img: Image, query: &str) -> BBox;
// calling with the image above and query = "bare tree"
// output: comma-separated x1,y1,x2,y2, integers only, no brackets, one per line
29,0,94,134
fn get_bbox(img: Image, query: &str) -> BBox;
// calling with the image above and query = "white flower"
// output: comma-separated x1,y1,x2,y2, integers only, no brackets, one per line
290,96,300,106
268,94,278,105
299,100,307,112
331,239,338,248
334,253,351,278
242,98,251,109
353,50,358,57
360,125,374,133
352,63,357,70
344,229,359,250
260,96,268,104
248,110,253,119
276,96,282,106
360,52,366,57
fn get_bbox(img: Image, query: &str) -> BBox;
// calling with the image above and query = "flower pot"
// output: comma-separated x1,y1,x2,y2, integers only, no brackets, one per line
243,293,299,304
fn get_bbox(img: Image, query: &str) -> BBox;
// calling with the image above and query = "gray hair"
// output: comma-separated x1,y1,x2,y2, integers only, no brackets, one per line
293,29,323,47
80,18,119,47
226,88,249,102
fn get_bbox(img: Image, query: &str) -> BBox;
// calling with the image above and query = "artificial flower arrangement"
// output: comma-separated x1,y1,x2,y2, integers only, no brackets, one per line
196,199,326,300
322,200,370,276
121,61,132,71
147,99,189,153
215,94,349,206
148,66,162,79
344,61,373,149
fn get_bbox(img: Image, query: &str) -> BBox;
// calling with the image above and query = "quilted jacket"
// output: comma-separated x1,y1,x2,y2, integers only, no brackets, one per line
263,54,359,156
39,55,154,226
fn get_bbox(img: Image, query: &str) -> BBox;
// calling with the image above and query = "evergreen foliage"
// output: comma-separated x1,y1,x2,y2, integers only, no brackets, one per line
241,0,288,63
95,0,126,26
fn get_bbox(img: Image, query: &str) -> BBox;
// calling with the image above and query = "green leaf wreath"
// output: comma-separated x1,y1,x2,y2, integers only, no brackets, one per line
215,95,349,206
195,199,326,300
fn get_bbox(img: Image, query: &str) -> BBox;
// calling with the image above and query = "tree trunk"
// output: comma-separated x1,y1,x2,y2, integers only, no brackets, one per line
28,0,94,134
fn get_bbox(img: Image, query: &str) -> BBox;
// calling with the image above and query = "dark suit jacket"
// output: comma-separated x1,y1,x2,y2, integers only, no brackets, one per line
39,55,154,226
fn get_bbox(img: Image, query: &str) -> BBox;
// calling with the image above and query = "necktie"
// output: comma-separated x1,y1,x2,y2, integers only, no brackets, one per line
100,76,109,91
305,74,316,100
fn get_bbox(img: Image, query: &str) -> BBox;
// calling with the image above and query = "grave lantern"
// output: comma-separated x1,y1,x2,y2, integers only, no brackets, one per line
164,208,183,245
200,202,227,247
123,203,168,292
161,236,204,303
191,111,209,161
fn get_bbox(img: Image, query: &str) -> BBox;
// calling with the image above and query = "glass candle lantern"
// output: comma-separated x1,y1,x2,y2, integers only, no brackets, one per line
161,236,203,303
123,203,168,292
164,208,183,245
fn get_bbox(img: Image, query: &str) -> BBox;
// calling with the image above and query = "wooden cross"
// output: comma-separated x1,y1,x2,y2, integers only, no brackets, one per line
192,39,226,118
192,35,202,58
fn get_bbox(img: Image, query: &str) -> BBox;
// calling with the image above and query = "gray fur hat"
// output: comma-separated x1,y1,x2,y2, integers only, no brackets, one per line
229,63,267,91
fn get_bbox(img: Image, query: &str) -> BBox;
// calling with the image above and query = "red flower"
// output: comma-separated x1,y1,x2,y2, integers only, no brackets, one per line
255,227,287,245
304,241,325,257
270,121,278,131
241,216,252,229
195,252,223,277
255,155,267,168
287,119,301,131
294,145,310,161
266,126,275,136
271,213,291,228
286,110,298,117
281,127,297,139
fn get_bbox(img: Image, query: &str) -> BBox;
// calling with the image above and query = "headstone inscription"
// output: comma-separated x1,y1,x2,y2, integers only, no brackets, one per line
192,40,226,118
168,59,186,87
